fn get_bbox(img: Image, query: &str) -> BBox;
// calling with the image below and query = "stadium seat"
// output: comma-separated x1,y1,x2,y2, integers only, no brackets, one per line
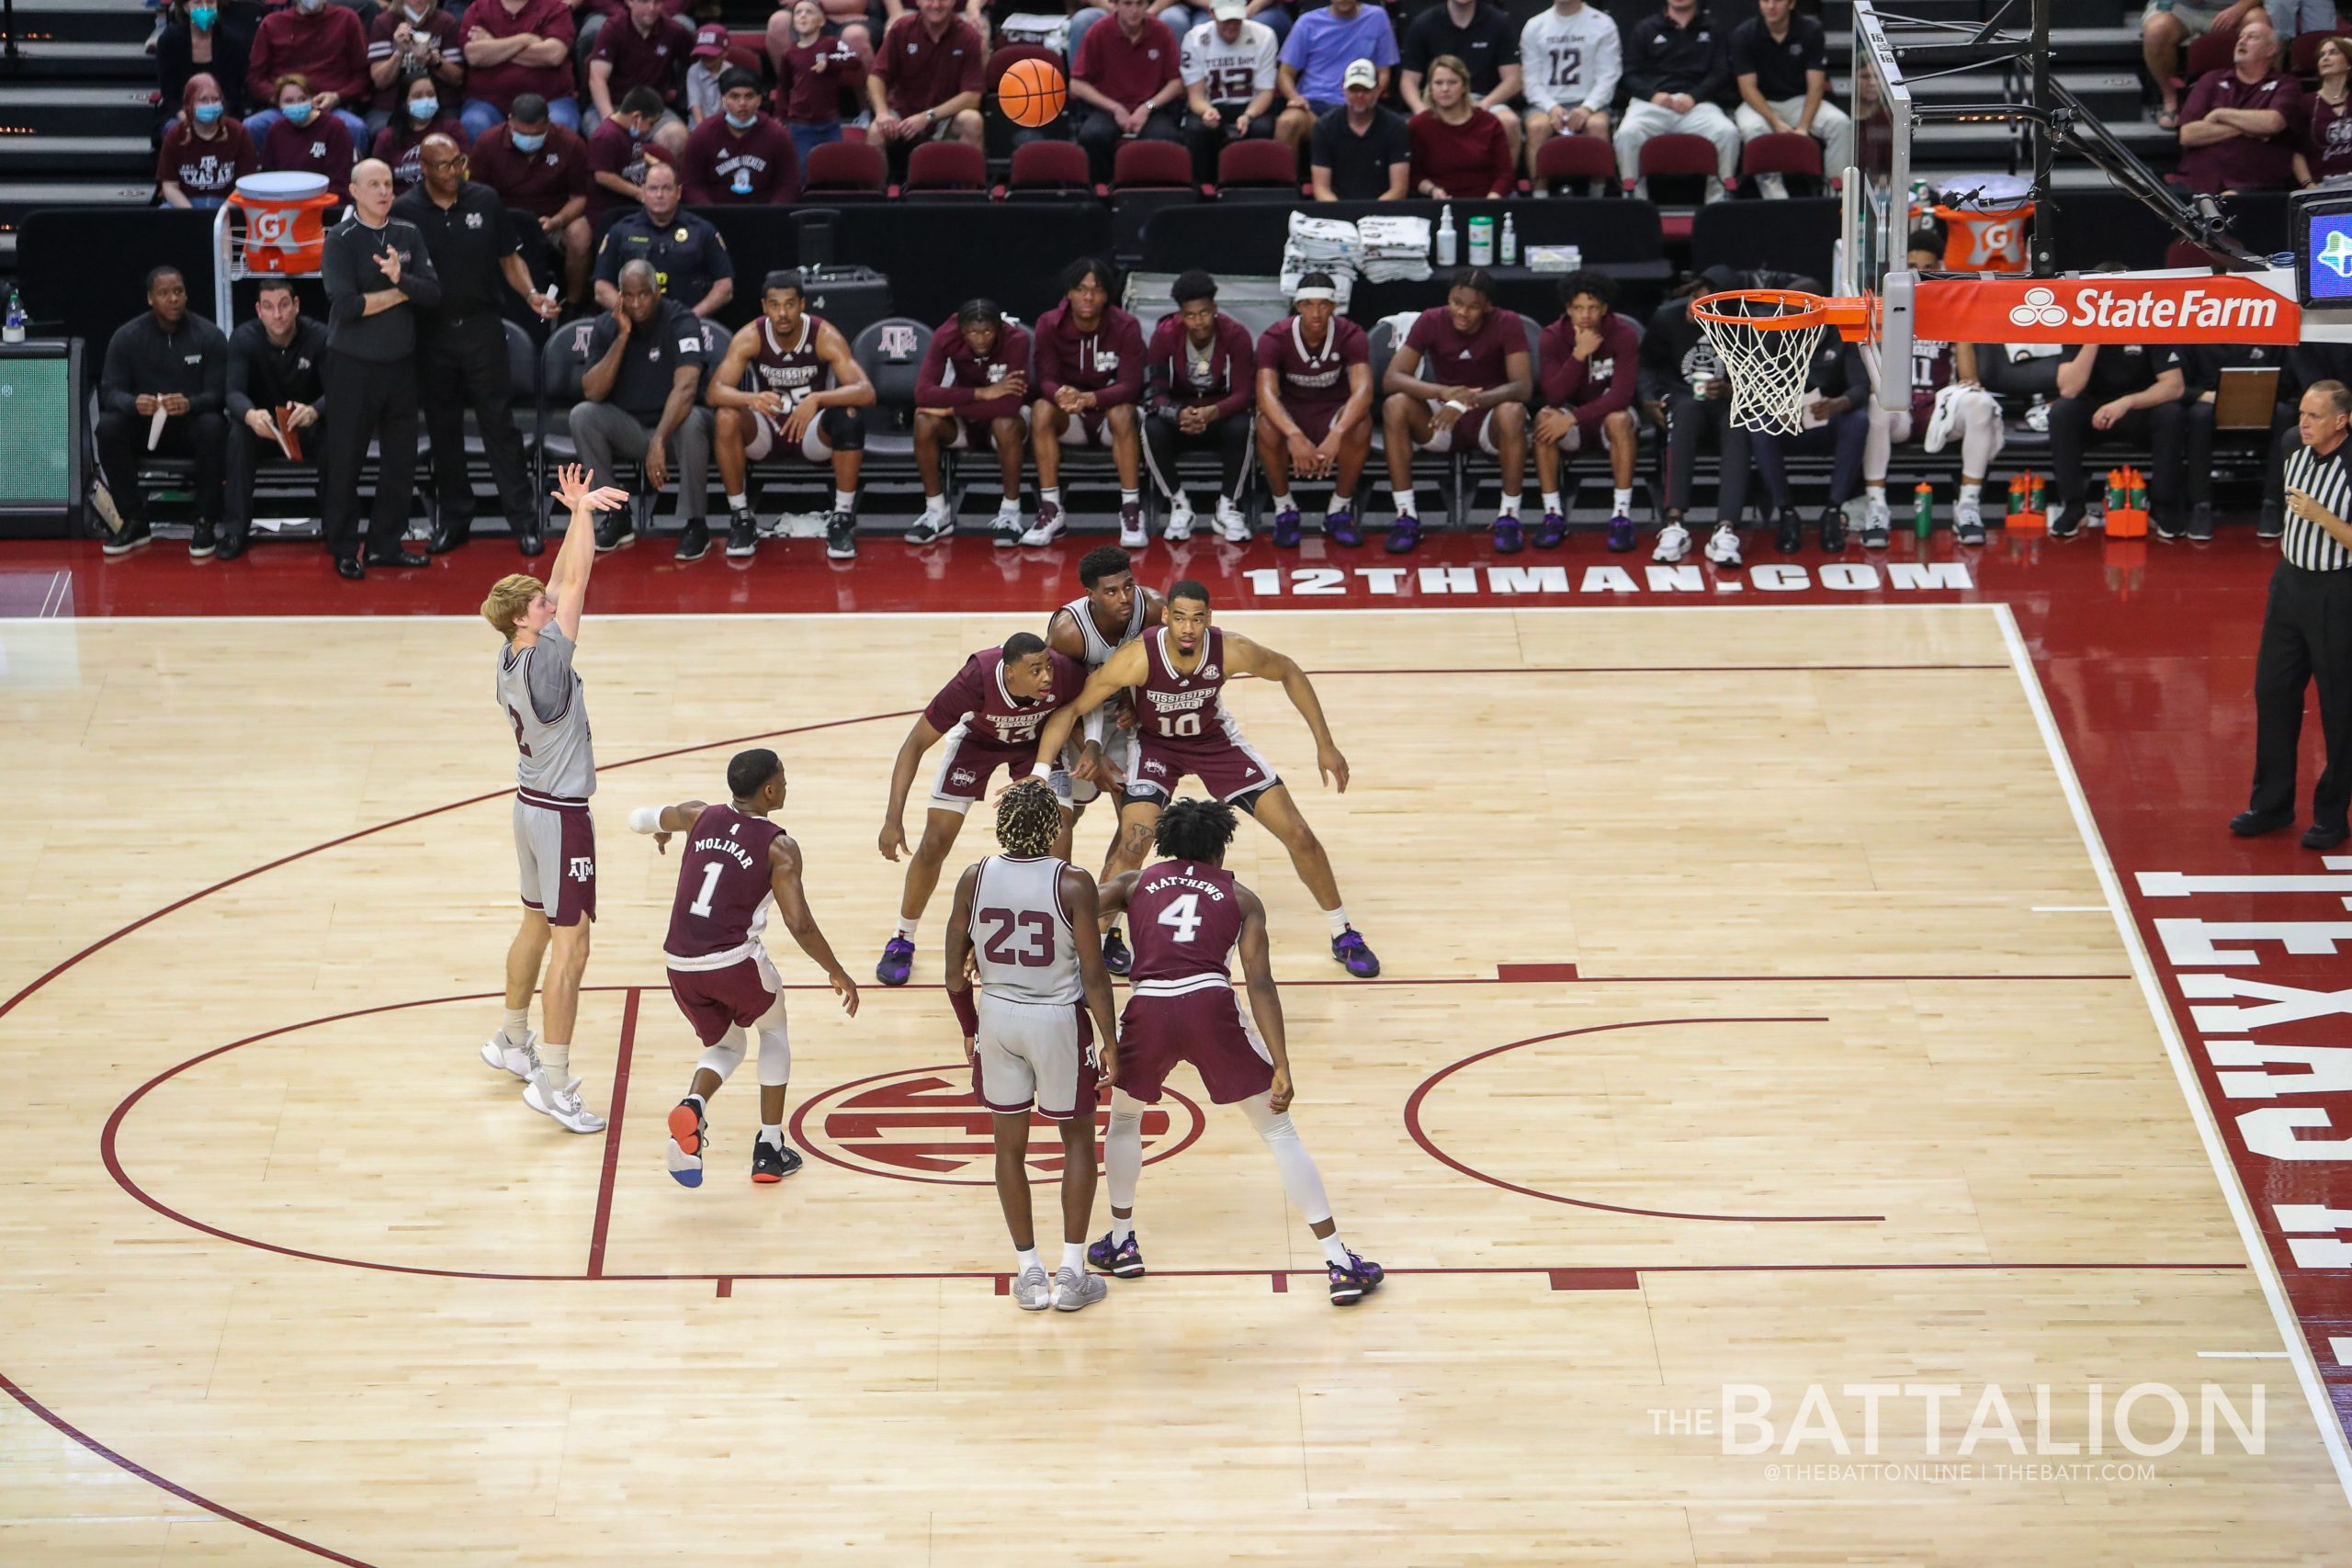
1114,140,1193,189
903,140,990,197
1640,132,1727,238
422,318,546,532
1740,132,1825,197
1216,138,1302,200
2291,30,2332,77
2182,18,2240,85
1006,140,1097,197
804,141,888,197
1532,134,1615,197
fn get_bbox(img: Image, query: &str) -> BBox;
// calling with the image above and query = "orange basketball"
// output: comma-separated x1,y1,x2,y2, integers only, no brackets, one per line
999,57,1068,129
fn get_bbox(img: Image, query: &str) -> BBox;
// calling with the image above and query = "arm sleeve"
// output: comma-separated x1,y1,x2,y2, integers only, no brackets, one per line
99,326,141,418
1212,321,1256,420
226,328,258,420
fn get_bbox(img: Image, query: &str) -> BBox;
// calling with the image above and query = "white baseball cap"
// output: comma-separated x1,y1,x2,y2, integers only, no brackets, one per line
1212,0,1247,19
1342,58,1378,89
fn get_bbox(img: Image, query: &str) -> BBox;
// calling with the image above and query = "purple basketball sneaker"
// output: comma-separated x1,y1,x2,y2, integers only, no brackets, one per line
876,934,914,987
1331,927,1380,977
1533,511,1568,549
1327,505,1363,547
1272,506,1303,548
1088,1228,1146,1278
1328,1250,1384,1305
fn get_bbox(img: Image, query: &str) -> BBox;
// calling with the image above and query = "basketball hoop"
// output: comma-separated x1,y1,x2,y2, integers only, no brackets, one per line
1690,288,1871,434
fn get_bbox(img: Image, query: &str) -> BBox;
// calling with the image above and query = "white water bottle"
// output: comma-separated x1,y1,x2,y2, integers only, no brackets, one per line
1435,204,1457,268
1500,214,1519,267
2,288,23,344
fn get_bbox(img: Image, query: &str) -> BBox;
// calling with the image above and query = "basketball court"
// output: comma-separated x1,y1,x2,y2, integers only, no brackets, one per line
3,601,2346,1564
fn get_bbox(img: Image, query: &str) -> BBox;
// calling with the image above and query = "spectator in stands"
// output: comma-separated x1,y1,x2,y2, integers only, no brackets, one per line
1532,269,1639,551
797,0,876,60
1638,265,1758,561
1730,0,1849,197
459,0,581,143
1182,0,1280,186
1257,270,1373,547
1520,0,1621,190
1399,0,1521,164
374,74,463,191
1615,0,1738,198
221,278,328,561
1746,328,1868,561
910,299,1035,546
260,73,359,199
1142,271,1258,545
366,0,464,137
2145,0,2267,130
2297,36,2352,185
868,0,986,160
587,86,679,218
1070,0,1204,68
1028,256,1148,548
470,94,594,306
682,68,804,201
1072,0,1188,186
157,0,255,133
2150,340,2290,541
395,133,559,556
590,0,694,152
321,159,438,578
1276,0,1396,150
1378,266,1532,554
594,160,734,315
2176,16,2301,192
247,0,371,145
157,73,259,209
572,256,716,559
707,271,876,561
1310,58,1411,199
2044,306,2188,539
94,265,230,559
1409,54,1513,197
773,3,867,165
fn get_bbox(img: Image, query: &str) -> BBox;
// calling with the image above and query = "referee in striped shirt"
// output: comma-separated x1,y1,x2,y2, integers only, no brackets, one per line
2237,379,2352,850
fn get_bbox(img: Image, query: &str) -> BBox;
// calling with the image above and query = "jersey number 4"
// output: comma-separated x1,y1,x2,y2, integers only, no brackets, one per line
979,908,1057,966
1156,892,1204,942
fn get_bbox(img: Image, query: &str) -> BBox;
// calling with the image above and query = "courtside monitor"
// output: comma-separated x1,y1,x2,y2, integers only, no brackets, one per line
2294,183,2352,308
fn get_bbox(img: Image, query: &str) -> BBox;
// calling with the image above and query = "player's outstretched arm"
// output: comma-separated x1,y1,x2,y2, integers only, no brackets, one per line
627,798,708,853
880,716,946,861
1234,885,1293,1113
1031,641,1148,775
944,863,981,1059
770,835,858,1016
1062,867,1120,1085
1095,868,1140,918
546,462,630,639
1227,633,1349,793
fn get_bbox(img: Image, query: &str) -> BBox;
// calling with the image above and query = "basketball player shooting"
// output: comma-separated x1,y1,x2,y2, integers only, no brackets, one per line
1091,798,1382,1304
478,462,631,1134
1028,580,1380,977
943,780,1122,1313
629,748,860,1188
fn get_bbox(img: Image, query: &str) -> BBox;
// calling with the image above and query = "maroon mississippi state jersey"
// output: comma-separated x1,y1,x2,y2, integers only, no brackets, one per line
662,804,786,961
1126,860,1245,983
922,647,1085,751
1404,305,1526,392
1133,626,1233,742
1257,314,1367,415
752,311,831,407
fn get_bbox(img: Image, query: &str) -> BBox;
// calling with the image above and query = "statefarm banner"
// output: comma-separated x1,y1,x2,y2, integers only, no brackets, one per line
1911,276,2301,344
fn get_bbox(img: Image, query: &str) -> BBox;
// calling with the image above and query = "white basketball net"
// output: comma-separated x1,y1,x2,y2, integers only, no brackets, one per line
1693,293,1828,435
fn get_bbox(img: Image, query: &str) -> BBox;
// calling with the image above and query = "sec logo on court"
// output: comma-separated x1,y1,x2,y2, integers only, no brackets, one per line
790,1065,1206,1186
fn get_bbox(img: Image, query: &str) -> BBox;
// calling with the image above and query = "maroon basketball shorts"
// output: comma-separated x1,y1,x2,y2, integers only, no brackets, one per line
947,403,1031,450
1123,724,1281,809
970,992,1099,1120
665,949,784,1047
1116,978,1275,1106
926,730,1072,815
512,794,595,926
1418,400,1499,457
1057,405,1125,446
1284,403,1344,446
743,404,830,464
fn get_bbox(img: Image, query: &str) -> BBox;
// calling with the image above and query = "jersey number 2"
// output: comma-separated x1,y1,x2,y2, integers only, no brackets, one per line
979,908,1056,966
506,705,534,758
1157,893,1204,942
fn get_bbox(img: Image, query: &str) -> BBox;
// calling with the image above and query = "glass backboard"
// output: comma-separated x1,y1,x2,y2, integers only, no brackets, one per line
1841,0,1915,411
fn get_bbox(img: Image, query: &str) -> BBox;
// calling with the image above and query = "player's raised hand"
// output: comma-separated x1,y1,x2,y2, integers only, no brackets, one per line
877,818,908,861
1268,1064,1294,1114
1318,742,1350,793
830,969,861,1017
548,462,589,508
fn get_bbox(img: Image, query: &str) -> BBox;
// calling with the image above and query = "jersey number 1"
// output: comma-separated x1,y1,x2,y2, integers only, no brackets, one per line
688,860,724,919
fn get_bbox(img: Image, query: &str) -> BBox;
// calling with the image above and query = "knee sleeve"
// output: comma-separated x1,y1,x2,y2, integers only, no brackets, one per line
757,1021,790,1087
697,1025,747,1085
820,405,865,451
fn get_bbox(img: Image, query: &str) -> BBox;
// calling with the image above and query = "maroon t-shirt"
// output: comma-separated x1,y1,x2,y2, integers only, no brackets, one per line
776,36,866,124
1536,310,1639,425
875,12,984,117
592,12,694,103
1146,311,1256,419
585,116,677,215
259,111,356,197
1408,107,1513,197
247,5,370,107
1126,859,1244,984
1073,13,1180,111
372,114,461,191
662,804,786,960
1034,300,1145,403
922,648,1085,751
680,111,801,204
1404,303,1526,390
2177,68,2303,193
365,7,463,90
156,118,259,199
1256,314,1368,415
2311,92,2352,182
460,0,578,114
469,121,594,216
915,317,1035,417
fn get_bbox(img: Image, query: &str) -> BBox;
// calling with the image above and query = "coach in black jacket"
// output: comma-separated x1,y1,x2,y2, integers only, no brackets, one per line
94,265,230,558
1614,0,1740,194
322,156,441,580
222,278,331,561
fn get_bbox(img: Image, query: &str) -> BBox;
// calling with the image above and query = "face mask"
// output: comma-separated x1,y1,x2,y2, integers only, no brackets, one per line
296,0,324,14
512,130,546,152
410,97,437,120
404,2,429,17
188,4,217,25
627,121,648,140
724,110,757,130
283,101,313,125
193,100,224,125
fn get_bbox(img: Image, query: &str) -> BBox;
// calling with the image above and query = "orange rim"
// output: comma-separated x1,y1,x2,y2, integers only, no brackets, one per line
1691,288,1871,336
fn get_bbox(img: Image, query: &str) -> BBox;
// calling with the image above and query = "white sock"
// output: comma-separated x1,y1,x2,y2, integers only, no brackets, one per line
832,490,856,514
540,1042,569,1078
1111,1216,1133,1244
995,494,1020,515
726,492,748,513
1324,903,1350,937
760,1122,783,1148
894,916,919,940
1119,488,1139,507
1540,490,1562,515
1395,487,1418,520
1272,491,1295,514
500,1007,529,1043
685,1090,707,1111
1329,492,1353,511
923,491,947,513
1611,487,1634,513
1168,488,1189,513
1865,482,1887,502
1041,487,1061,510
1498,492,1521,520
1320,1233,1351,1267
1015,1247,1042,1276
1060,1240,1087,1274
1959,481,1982,508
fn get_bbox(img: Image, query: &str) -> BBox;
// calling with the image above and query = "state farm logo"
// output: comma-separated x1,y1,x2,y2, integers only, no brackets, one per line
2000,281,2279,332
790,1065,1205,1185
2007,287,2067,329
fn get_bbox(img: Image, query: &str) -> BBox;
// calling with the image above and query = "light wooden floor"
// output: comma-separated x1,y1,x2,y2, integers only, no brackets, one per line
1,606,2344,1565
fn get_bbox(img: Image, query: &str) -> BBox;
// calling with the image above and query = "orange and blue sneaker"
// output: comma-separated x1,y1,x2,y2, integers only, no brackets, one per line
666,1098,707,1189
1534,511,1568,549
876,934,914,987
1088,1228,1146,1278
1328,1250,1384,1305
1331,928,1379,977
751,1134,801,1184
1272,505,1303,548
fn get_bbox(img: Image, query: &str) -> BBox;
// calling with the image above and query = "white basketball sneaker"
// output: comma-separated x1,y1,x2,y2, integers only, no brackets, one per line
1163,495,1195,541
1652,521,1691,563
1052,1266,1108,1312
524,1074,607,1134
1013,1265,1054,1311
1019,504,1067,547
1705,524,1743,568
1215,498,1250,543
481,1029,537,1079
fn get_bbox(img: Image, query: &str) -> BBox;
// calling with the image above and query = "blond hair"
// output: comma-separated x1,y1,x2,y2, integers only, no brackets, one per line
995,778,1064,858
481,574,545,640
